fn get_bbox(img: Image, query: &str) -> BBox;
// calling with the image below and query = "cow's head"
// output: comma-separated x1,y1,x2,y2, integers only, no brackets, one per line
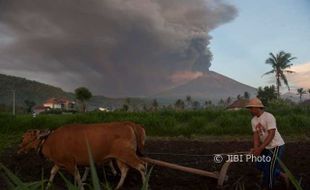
17,129,41,154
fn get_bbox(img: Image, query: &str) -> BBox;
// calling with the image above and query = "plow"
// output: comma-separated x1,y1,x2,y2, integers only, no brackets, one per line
141,151,249,188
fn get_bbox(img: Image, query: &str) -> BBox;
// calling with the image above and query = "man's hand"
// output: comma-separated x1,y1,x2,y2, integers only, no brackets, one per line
250,147,263,156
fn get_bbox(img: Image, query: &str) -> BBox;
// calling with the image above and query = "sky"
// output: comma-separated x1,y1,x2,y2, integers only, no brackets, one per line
210,0,310,93
0,0,309,97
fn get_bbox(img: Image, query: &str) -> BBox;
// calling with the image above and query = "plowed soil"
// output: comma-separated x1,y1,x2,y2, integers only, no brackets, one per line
1,139,309,190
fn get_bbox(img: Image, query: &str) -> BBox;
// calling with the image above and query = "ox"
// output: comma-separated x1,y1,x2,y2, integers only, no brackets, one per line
81,121,146,182
18,122,146,190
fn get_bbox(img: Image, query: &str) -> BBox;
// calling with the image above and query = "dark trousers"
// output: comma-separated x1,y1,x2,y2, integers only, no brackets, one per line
256,145,285,189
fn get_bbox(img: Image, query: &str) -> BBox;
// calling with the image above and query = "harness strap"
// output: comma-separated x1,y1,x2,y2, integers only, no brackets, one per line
36,129,53,156
36,138,46,155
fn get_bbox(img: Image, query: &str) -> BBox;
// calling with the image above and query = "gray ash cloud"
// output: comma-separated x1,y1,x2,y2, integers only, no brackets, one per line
0,0,237,97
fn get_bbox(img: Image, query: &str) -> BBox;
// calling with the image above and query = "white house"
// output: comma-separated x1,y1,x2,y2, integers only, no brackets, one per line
43,98,75,110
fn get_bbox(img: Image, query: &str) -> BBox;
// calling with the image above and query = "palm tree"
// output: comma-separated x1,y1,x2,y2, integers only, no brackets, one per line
263,51,296,98
297,88,306,102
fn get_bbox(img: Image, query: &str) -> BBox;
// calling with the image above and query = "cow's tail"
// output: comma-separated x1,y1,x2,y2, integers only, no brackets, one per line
133,124,146,157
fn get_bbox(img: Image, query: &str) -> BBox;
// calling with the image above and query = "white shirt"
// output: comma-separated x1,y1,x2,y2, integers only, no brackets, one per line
251,111,285,149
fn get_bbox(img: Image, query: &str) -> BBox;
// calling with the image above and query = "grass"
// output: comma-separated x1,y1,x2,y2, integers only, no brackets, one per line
276,157,303,190
0,107,310,152
0,133,21,152
0,142,153,190
0,106,308,189
0,155,303,190
0,162,46,189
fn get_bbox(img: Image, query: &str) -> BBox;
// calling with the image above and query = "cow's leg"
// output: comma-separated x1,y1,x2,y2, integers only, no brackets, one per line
112,142,146,186
65,164,85,190
74,166,85,190
46,165,60,190
81,167,90,182
139,163,146,185
118,154,146,187
82,161,117,183
114,160,129,190
108,160,117,176
120,152,145,177
128,156,146,185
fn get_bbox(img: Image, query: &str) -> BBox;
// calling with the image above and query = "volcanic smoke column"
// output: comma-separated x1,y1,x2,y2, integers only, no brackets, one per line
0,0,237,97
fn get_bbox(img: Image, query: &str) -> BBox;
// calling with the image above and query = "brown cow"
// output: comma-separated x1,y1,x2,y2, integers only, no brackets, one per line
18,122,146,190
114,121,146,155
81,121,146,182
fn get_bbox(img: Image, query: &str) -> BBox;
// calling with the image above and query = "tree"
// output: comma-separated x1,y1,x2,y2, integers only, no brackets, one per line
143,104,149,112
24,99,36,113
185,95,192,109
257,85,277,106
297,88,306,102
204,100,212,108
124,98,132,111
263,51,296,98
174,99,185,110
75,87,92,112
226,97,232,105
122,104,129,112
244,91,250,99
192,101,201,110
151,99,159,111
218,98,225,106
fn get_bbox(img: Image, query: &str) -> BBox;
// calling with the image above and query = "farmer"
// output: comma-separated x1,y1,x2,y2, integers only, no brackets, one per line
246,97,288,190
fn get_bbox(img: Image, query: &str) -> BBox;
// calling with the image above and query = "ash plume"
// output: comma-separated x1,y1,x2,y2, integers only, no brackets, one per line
0,0,237,97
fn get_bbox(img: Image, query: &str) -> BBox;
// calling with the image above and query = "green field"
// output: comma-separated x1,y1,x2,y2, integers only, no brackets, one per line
1,105,310,153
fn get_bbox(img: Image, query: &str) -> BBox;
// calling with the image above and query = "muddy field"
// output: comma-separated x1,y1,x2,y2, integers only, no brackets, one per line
0,139,309,190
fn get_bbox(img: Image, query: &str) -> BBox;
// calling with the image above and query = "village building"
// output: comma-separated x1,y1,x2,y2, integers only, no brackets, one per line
33,98,75,114
43,98,75,110
226,99,249,111
32,105,50,114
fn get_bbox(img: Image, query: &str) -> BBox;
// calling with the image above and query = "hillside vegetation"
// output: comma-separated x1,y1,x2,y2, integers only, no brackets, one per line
0,73,151,111
0,73,71,107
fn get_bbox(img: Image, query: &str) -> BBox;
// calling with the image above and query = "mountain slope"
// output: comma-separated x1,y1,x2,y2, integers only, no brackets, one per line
0,73,150,109
0,73,72,106
1,71,257,108
155,71,257,100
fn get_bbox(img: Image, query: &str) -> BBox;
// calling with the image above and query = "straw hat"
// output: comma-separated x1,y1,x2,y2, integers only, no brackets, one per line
245,97,264,108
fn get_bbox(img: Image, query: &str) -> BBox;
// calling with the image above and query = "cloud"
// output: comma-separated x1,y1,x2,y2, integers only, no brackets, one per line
287,62,310,89
0,0,237,97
